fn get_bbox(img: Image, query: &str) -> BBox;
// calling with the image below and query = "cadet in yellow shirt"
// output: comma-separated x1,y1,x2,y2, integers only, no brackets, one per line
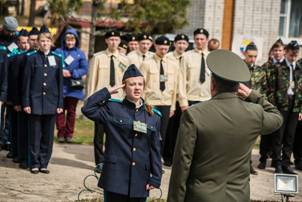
140,35,178,153
87,30,129,171
178,28,211,111
127,33,154,69
164,34,189,166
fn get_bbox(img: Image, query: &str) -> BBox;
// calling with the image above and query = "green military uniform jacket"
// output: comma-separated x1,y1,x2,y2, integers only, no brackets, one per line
268,59,302,112
167,91,283,202
248,64,268,97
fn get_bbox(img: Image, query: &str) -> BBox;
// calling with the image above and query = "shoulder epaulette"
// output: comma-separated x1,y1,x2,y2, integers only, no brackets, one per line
26,50,37,56
152,108,162,117
51,51,65,68
108,98,122,103
0,45,7,51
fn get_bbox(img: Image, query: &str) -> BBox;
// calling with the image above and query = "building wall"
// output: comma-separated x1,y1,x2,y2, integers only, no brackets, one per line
232,0,281,64
178,0,206,36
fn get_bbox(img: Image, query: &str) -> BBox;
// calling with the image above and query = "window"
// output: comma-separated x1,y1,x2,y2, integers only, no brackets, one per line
279,0,302,38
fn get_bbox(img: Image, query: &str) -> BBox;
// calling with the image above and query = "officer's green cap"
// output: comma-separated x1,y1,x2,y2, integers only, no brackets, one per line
206,49,250,82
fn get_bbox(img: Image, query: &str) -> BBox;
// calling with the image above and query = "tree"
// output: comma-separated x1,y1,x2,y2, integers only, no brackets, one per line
47,0,83,26
28,0,36,26
122,0,190,34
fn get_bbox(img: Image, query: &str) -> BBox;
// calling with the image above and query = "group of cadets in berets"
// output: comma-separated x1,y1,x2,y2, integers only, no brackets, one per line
1,14,302,178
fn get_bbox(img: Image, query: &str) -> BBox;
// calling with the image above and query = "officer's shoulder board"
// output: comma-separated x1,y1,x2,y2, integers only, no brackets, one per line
108,98,122,103
152,108,162,117
51,51,65,68
26,50,37,57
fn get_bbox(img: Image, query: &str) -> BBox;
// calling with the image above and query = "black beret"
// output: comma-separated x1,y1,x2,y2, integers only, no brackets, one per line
18,29,29,37
39,25,50,34
137,33,153,41
174,34,189,42
286,40,300,51
119,40,128,49
128,34,138,42
29,27,39,36
245,42,258,51
193,28,209,38
155,36,170,45
122,64,143,81
105,30,120,39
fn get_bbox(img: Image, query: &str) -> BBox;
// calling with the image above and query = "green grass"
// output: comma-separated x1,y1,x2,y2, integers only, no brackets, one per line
54,118,94,145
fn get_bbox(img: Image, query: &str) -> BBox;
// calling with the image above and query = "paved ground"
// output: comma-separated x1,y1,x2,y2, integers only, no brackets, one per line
0,143,302,202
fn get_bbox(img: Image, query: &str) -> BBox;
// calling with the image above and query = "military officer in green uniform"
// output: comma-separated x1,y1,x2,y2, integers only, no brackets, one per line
167,50,283,202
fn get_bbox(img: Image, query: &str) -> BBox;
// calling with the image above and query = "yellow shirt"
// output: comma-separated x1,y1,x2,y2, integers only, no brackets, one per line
178,49,211,106
87,49,129,98
127,50,154,69
140,54,178,111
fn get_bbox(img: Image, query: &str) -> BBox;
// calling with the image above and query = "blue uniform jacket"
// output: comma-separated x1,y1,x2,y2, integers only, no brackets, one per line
82,88,162,198
56,28,88,100
22,50,64,115
0,44,8,101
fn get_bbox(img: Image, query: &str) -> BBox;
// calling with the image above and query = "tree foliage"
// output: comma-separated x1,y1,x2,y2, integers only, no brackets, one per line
122,0,190,33
47,0,83,25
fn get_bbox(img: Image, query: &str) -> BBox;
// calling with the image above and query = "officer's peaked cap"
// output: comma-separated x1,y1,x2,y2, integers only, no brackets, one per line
207,49,250,82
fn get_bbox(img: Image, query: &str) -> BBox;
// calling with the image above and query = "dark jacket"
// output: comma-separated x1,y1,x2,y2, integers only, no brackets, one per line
22,50,64,115
0,45,8,101
56,28,88,100
81,88,162,198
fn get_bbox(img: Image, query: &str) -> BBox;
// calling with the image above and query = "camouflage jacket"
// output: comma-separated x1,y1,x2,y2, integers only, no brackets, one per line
247,64,268,97
267,59,302,113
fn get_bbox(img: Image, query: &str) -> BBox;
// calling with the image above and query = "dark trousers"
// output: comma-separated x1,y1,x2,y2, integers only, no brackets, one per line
294,120,302,163
94,121,105,165
9,106,18,158
259,133,273,162
56,97,79,138
29,114,55,169
17,112,29,166
163,102,181,163
104,191,146,202
155,105,171,153
272,104,298,166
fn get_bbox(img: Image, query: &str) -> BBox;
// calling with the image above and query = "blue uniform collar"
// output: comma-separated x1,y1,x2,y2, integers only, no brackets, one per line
122,98,146,110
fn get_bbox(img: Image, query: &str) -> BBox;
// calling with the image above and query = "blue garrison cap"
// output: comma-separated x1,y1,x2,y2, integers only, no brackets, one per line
122,64,143,81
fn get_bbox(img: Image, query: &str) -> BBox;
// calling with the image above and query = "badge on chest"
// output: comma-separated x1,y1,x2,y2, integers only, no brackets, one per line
133,121,147,134
48,55,57,66
64,55,74,65
160,75,168,82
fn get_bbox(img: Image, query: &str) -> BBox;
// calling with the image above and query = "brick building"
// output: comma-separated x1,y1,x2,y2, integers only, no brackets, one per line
179,0,302,63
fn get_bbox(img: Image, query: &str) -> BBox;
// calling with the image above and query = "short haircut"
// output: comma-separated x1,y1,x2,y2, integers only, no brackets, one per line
245,42,257,52
38,32,53,41
212,73,239,93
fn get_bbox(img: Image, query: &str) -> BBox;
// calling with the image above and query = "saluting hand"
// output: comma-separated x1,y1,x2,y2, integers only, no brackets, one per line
108,84,125,95
237,83,252,98
24,106,31,114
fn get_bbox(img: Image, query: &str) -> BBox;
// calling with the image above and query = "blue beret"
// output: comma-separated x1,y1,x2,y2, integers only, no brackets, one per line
122,64,143,81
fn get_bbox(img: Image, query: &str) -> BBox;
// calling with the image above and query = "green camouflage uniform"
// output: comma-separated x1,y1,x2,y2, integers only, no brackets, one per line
267,59,302,113
247,64,268,97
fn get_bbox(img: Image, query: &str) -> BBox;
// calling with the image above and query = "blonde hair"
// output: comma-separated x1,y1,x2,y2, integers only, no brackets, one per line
38,32,53,41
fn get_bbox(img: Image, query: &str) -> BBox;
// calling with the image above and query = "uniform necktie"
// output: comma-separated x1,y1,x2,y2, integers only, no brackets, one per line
199,53,205,83
160,59,166,91
110,55,115,86
179,56,182,65
142,54,146,61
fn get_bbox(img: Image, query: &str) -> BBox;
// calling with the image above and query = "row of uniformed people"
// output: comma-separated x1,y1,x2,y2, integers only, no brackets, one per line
242,39,302,175
87,28,213,169
0,17,67,174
